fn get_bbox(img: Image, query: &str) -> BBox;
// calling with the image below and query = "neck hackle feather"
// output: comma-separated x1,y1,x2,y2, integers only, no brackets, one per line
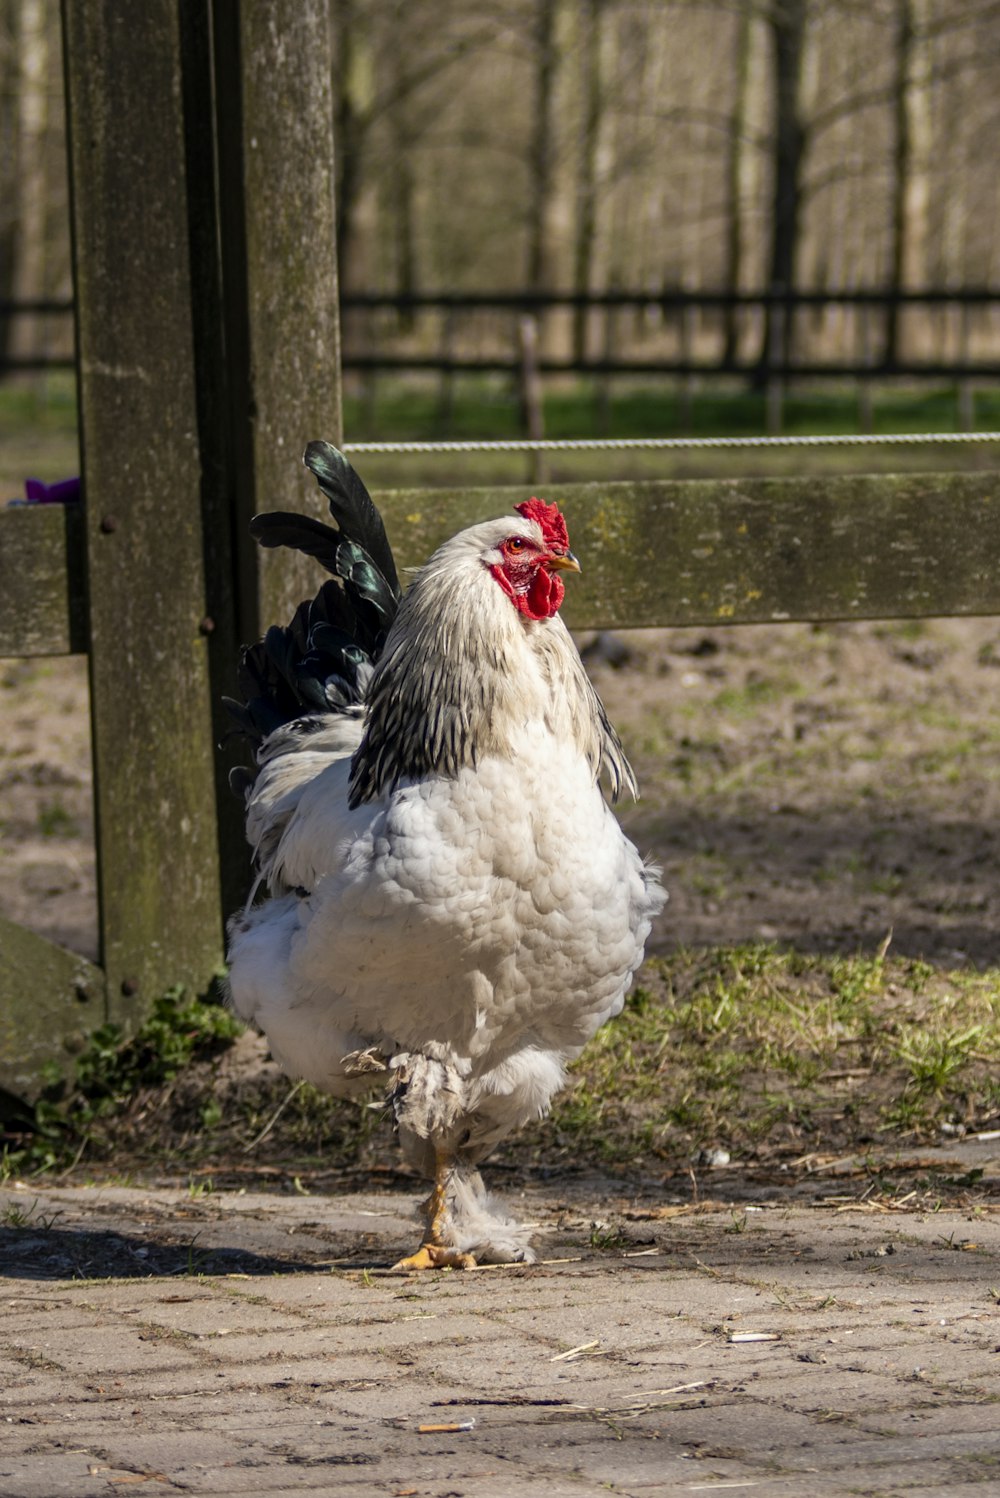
225,444,637,808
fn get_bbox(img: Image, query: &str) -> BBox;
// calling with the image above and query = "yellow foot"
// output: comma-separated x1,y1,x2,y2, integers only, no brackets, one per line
391,1242,477,1273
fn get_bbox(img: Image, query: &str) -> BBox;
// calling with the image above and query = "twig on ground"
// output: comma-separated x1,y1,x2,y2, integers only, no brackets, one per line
241,1080,305,1153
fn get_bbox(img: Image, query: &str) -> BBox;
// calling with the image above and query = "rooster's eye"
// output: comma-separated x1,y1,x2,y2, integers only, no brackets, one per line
506,537,526,553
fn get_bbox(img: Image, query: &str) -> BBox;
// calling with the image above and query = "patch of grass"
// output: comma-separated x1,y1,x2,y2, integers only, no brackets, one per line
589,1222,630,1250
4,943,999,1187
228,1080,387,1168
709,674,802,718
9,370,998,449
5,372,996,501
1,1197,60,1230
0,373,78,437
510,944,1000,1169
341,376,1000,445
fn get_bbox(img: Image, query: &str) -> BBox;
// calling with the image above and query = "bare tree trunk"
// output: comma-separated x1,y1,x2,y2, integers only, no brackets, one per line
389,141,418,327
572,0,603,363
526,0,558,291
722,3,758,366
760,0,808,381
886,0,932,365
10,0,47,366
0,1,20,368
332,0,373,295
387,4,418,331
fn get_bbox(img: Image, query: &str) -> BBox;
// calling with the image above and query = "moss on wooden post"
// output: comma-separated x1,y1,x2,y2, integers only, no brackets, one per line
0,505,87,655
62,0,224,1025
0,916,106,1101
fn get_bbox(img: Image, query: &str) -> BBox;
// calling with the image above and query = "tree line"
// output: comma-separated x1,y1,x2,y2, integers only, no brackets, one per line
3,0,1000,372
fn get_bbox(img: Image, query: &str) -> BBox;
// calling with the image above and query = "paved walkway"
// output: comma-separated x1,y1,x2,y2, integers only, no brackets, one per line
2,1148,999,1496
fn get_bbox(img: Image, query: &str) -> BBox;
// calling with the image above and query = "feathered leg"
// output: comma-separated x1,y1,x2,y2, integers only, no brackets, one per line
391,1143,477,1272
388,1054,537,1268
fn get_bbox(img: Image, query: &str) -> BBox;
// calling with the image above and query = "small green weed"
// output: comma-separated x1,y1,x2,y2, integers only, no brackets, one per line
36,802,77,838
1,984,242,1176
894,1024,985,1094
589,1223,629,1250
2,1198,60,1230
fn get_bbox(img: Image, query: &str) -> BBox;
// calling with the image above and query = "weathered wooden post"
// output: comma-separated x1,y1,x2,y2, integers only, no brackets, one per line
58,0,343,1029
61,0,226,1024
208,0,343,912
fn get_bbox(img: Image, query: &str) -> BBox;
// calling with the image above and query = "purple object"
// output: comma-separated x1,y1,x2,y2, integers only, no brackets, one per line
24,476,81,505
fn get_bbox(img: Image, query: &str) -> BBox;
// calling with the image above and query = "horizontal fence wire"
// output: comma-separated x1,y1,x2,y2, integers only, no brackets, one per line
344,431,1000,455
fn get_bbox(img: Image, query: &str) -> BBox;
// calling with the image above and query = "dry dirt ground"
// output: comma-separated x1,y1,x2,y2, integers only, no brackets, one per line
5,614,1000,965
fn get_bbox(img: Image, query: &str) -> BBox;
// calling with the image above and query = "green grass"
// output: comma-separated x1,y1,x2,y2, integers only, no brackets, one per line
36,801,77,839
0,373,80,494
341,374,1000,443
1,984,242,1178
0,372,78,436
521,944,1000,1170
345,379,1000,487
5,368,997,446
3,372,997,497
709,673,803,718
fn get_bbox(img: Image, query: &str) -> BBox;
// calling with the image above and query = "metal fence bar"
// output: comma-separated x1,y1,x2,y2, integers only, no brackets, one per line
339,290,1000,309
5,289,1000,379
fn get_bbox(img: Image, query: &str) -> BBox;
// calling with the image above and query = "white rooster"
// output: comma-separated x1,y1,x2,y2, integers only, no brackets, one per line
225,443,664,1270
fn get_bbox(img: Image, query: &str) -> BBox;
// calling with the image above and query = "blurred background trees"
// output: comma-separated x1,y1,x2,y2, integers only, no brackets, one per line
0,0,68,366
330,0,1000,298
2,0,999,371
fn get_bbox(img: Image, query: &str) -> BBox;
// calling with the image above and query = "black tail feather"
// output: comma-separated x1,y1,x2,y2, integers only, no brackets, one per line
303,439,401,598
225,446,401,761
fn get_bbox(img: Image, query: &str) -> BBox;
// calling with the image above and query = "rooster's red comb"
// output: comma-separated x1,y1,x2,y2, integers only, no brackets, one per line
515,496,570,551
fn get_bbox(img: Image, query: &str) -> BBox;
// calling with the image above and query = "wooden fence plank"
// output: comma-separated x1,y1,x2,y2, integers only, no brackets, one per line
62,0,224,1023
205,0,342,916
0,505,87,656
211,0,343,644
0,916,106,1102
5,468,1000,669
372,471,1000,628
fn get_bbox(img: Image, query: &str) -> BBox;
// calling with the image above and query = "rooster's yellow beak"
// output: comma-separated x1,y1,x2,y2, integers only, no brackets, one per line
546,551,581,574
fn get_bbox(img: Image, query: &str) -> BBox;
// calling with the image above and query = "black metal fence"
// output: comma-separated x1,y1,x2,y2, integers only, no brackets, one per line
4,288,1000,380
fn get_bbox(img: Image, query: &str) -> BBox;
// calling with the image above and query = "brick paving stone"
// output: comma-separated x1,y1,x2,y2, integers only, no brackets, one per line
2,1180,1000,1496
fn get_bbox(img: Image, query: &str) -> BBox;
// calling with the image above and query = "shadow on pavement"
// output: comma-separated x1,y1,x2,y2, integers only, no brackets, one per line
0,1223,323,1281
